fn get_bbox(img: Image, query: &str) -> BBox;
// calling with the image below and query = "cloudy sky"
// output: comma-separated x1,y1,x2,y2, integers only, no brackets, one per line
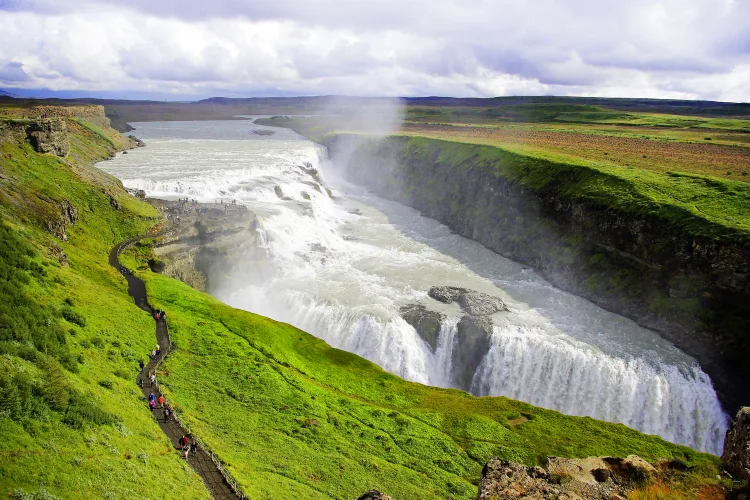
0,0,748,101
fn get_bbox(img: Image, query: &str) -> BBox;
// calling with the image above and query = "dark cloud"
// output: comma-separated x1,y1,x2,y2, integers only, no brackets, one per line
0,61,29,82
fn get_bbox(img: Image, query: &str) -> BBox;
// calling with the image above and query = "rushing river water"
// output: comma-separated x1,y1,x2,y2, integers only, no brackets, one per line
100,119,728,454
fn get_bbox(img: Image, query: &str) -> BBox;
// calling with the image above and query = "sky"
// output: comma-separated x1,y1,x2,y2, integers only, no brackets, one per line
0,0,748,102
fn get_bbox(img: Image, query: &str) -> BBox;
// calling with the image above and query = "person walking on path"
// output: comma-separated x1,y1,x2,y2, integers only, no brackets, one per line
190,440,198,457
158,395,165,408
139,359,144,372
155,343,160,357
150,372,156,388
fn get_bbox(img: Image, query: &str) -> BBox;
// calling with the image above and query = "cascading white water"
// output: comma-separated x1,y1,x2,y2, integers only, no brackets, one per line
100,119,728,454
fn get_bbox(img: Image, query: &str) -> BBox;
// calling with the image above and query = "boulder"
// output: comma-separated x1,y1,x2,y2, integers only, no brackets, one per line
400,304,444,351
274,185,284,199
428,286,507,316
723,407,750,479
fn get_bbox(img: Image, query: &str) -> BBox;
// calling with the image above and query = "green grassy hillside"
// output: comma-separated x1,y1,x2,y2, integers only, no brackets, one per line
0,110,731,500
116,253,723,500
0,115,210,499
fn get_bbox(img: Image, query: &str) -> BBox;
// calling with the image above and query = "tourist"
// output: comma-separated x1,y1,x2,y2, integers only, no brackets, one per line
150,349,156,359
138,359,144,372
158,394,165,408
190,440,197,456
150,373,156,388
179,435,188,450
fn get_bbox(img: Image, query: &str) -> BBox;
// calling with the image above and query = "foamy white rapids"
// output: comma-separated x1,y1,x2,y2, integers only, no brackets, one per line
100,119,728,454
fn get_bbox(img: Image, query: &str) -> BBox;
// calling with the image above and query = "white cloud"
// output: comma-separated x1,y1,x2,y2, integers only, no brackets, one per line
0,0,748,100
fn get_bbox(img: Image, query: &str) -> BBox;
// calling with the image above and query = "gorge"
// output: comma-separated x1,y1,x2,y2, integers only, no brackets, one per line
100,118,729,456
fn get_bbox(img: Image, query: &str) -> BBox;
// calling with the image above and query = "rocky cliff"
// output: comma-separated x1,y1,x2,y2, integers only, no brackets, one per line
723,407,750,480
147,200,264,293
326,134,750,413
1,104,112,129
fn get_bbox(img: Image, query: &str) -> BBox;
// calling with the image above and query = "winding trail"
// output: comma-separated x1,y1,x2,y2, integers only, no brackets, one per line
110,235,242,500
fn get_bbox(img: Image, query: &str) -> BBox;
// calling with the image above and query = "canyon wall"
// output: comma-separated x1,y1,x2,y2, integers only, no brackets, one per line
326,134,750,413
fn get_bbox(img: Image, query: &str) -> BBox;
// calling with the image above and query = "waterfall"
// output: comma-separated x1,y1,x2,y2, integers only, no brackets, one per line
471,324,727,455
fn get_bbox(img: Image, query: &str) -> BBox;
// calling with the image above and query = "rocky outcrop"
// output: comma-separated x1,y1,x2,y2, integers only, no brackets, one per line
723,407,750,479
429,286,507,316
127,135,145,147
44,199,78,241
26,118,69,157
400,286,508,390
477,455,654,499
150,199,264,293
327,134,750,412
426,286,507,389
3,104,111,129
400,304,444,350
455,315,493,390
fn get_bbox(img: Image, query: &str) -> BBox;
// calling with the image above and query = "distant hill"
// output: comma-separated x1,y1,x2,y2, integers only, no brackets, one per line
0,94,748,132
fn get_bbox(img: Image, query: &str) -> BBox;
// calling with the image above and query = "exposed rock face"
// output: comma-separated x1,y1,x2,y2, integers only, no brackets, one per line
429,286,508,316
356,491,392,500
45,199,78,241
426,286,506,389
49,245,68,266
26,119,69,157
328,134,750,412
151,200,265,293
400,304,444,350
455,315,493,389
723,407,750,479
478,455,653,499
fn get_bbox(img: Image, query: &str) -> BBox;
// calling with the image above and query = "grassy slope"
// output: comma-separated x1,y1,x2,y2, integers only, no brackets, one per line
0,116,210,499
113,264,723,500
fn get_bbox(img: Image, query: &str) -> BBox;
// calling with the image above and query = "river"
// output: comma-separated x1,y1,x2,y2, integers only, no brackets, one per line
100,119,728,454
